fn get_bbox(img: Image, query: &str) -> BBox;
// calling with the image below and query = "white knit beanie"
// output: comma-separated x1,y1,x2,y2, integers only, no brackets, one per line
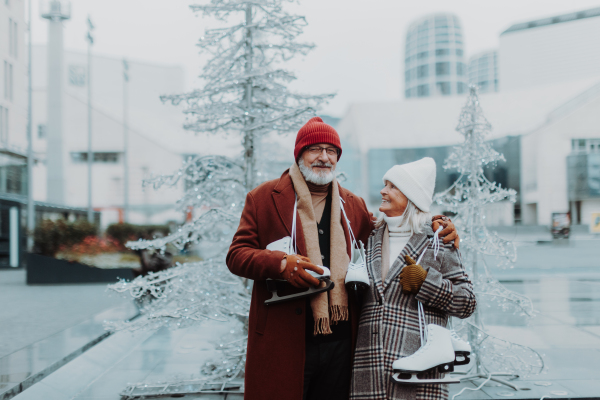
382,157,436,212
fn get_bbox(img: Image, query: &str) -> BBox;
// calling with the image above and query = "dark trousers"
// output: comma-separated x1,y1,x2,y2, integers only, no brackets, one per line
303,339,352,400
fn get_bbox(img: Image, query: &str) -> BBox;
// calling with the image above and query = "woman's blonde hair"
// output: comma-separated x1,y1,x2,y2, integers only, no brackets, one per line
375,199,431,234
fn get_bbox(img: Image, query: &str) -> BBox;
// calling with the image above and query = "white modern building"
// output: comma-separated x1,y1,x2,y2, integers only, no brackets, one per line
0,0,30,268
468,50,498,94
31,45,241,227
499,7,600,91
404,13,467,98
337,77,600,227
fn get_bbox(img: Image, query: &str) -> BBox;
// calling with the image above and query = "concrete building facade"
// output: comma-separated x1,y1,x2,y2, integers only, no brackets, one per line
404,13,467,99
499,7,600,91
31,45,241,228
337,77,600,227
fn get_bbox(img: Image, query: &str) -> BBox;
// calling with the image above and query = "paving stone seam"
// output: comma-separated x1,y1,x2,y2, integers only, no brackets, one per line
0,331,111,400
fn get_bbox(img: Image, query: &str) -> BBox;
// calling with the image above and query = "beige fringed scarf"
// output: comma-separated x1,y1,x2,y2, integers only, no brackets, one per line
289,163,350,335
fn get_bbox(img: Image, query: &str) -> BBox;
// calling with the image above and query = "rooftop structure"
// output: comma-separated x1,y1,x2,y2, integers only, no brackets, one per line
499,7,600,91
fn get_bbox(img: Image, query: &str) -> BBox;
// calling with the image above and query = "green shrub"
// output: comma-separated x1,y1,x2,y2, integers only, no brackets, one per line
106,223,170,247
33,219,98,257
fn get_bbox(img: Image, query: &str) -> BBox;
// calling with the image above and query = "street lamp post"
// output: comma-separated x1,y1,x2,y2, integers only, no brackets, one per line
123,59,129,223
26,0,34,250
86,16,94,223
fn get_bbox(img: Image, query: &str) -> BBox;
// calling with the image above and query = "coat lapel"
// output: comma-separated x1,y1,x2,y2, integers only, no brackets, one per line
383,223,434,291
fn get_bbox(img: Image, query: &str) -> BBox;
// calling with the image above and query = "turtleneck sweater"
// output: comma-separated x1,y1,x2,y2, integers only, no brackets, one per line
306,181,331,222
382,214,412,280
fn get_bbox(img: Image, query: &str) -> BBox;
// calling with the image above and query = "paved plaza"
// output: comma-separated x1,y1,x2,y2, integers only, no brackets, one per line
2,236,600,399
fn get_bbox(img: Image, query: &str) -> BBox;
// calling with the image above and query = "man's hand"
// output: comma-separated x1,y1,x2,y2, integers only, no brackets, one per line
279,254,324,289
400,255,428,294
432,215,460,249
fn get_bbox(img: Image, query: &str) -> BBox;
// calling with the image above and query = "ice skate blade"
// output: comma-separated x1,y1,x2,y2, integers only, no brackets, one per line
454,352,470,366
392,373,460,385
345,281,369,293
265,280,335,305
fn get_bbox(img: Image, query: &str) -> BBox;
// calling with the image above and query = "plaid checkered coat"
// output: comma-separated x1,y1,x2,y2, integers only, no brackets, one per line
350,222,476,400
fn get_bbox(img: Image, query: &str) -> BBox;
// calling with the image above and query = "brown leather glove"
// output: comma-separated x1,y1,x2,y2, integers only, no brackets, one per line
280,254,324,289
400,255,428,294
432,215,460,249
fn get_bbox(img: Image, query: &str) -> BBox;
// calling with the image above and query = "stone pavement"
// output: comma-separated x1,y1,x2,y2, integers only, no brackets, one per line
4,239,600,399
0,269,129,358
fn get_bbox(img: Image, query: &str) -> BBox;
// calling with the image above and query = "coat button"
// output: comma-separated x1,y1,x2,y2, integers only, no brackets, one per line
321,255,325,260
318,229,324,235
295,308,302,315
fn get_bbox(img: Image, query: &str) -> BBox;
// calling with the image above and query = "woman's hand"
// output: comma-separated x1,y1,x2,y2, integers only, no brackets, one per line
432,215,460,249
400,255,428,294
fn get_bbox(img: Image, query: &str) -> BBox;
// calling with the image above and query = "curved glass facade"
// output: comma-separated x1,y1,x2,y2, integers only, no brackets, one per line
404,13,467,98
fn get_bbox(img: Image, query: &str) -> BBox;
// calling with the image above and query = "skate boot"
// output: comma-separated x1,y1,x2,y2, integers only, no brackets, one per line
392,324,460,384
265,266,334,306
345,240,369,293
450,329,471,366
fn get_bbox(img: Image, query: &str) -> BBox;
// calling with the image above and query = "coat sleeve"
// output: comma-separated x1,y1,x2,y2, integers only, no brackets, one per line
354,196,374,245
415,245,476,319
226,191,286,281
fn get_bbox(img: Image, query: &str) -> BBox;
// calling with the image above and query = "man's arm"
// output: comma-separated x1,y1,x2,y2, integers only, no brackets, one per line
226,192,286,281
432,215,460,248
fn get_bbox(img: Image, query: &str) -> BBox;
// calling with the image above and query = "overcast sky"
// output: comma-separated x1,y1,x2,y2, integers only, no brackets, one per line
31,0,600,116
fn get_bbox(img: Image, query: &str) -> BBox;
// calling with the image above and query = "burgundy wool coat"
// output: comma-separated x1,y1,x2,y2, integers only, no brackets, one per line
226,169,373,400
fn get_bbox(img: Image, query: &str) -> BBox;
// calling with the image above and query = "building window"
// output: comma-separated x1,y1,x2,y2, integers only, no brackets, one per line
457,82,466,94
6,165,23,194
71,152,121,163
456,62,465,76
417,84,429,97
3,62,12,101
10,20,17,59
417,64,429,78
436,62,450,76
37,124,46,139
456,49,463,56
417,51,428,59
436,82,451,95
8,18,13,57
435,49,449,56
572,139,600,153
68,65,86,86
0,106,7,143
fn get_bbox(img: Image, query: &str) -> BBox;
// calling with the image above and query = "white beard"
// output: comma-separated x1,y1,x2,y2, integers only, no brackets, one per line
299,161,335,185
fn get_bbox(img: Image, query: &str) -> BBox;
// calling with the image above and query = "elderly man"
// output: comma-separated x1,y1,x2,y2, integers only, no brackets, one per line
226,117,458,400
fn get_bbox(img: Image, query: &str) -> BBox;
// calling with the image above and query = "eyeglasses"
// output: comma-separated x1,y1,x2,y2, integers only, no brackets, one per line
306,146,339,157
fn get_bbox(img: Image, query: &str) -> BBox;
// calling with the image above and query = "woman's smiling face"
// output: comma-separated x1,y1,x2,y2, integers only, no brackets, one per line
379,180,409,217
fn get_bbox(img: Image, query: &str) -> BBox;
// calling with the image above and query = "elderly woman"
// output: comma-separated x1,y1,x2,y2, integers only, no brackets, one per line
350,158,476,400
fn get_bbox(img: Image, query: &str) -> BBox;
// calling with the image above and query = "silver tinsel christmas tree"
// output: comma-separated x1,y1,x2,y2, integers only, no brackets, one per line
434,86,543,391
107,0,331,396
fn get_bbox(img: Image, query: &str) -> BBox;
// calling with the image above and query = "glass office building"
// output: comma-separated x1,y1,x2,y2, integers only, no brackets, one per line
404,13,468,98
468,50,499,93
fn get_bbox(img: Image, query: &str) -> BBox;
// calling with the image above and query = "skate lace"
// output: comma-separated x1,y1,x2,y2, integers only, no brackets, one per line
348,262,364,271
450,330,462,341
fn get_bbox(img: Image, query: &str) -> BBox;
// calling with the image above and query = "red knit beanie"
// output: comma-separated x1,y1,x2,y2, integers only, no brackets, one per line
294,117,342,161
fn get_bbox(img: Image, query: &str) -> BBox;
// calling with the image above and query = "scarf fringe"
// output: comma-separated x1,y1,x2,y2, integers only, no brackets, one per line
330,305,349,324
314,317,333,335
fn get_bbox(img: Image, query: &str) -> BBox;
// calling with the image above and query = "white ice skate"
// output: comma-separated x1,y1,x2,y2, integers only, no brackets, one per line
339,198,370,293
450,329,471,366
392,323,460,384
345,240,369,293
264,197,334,305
